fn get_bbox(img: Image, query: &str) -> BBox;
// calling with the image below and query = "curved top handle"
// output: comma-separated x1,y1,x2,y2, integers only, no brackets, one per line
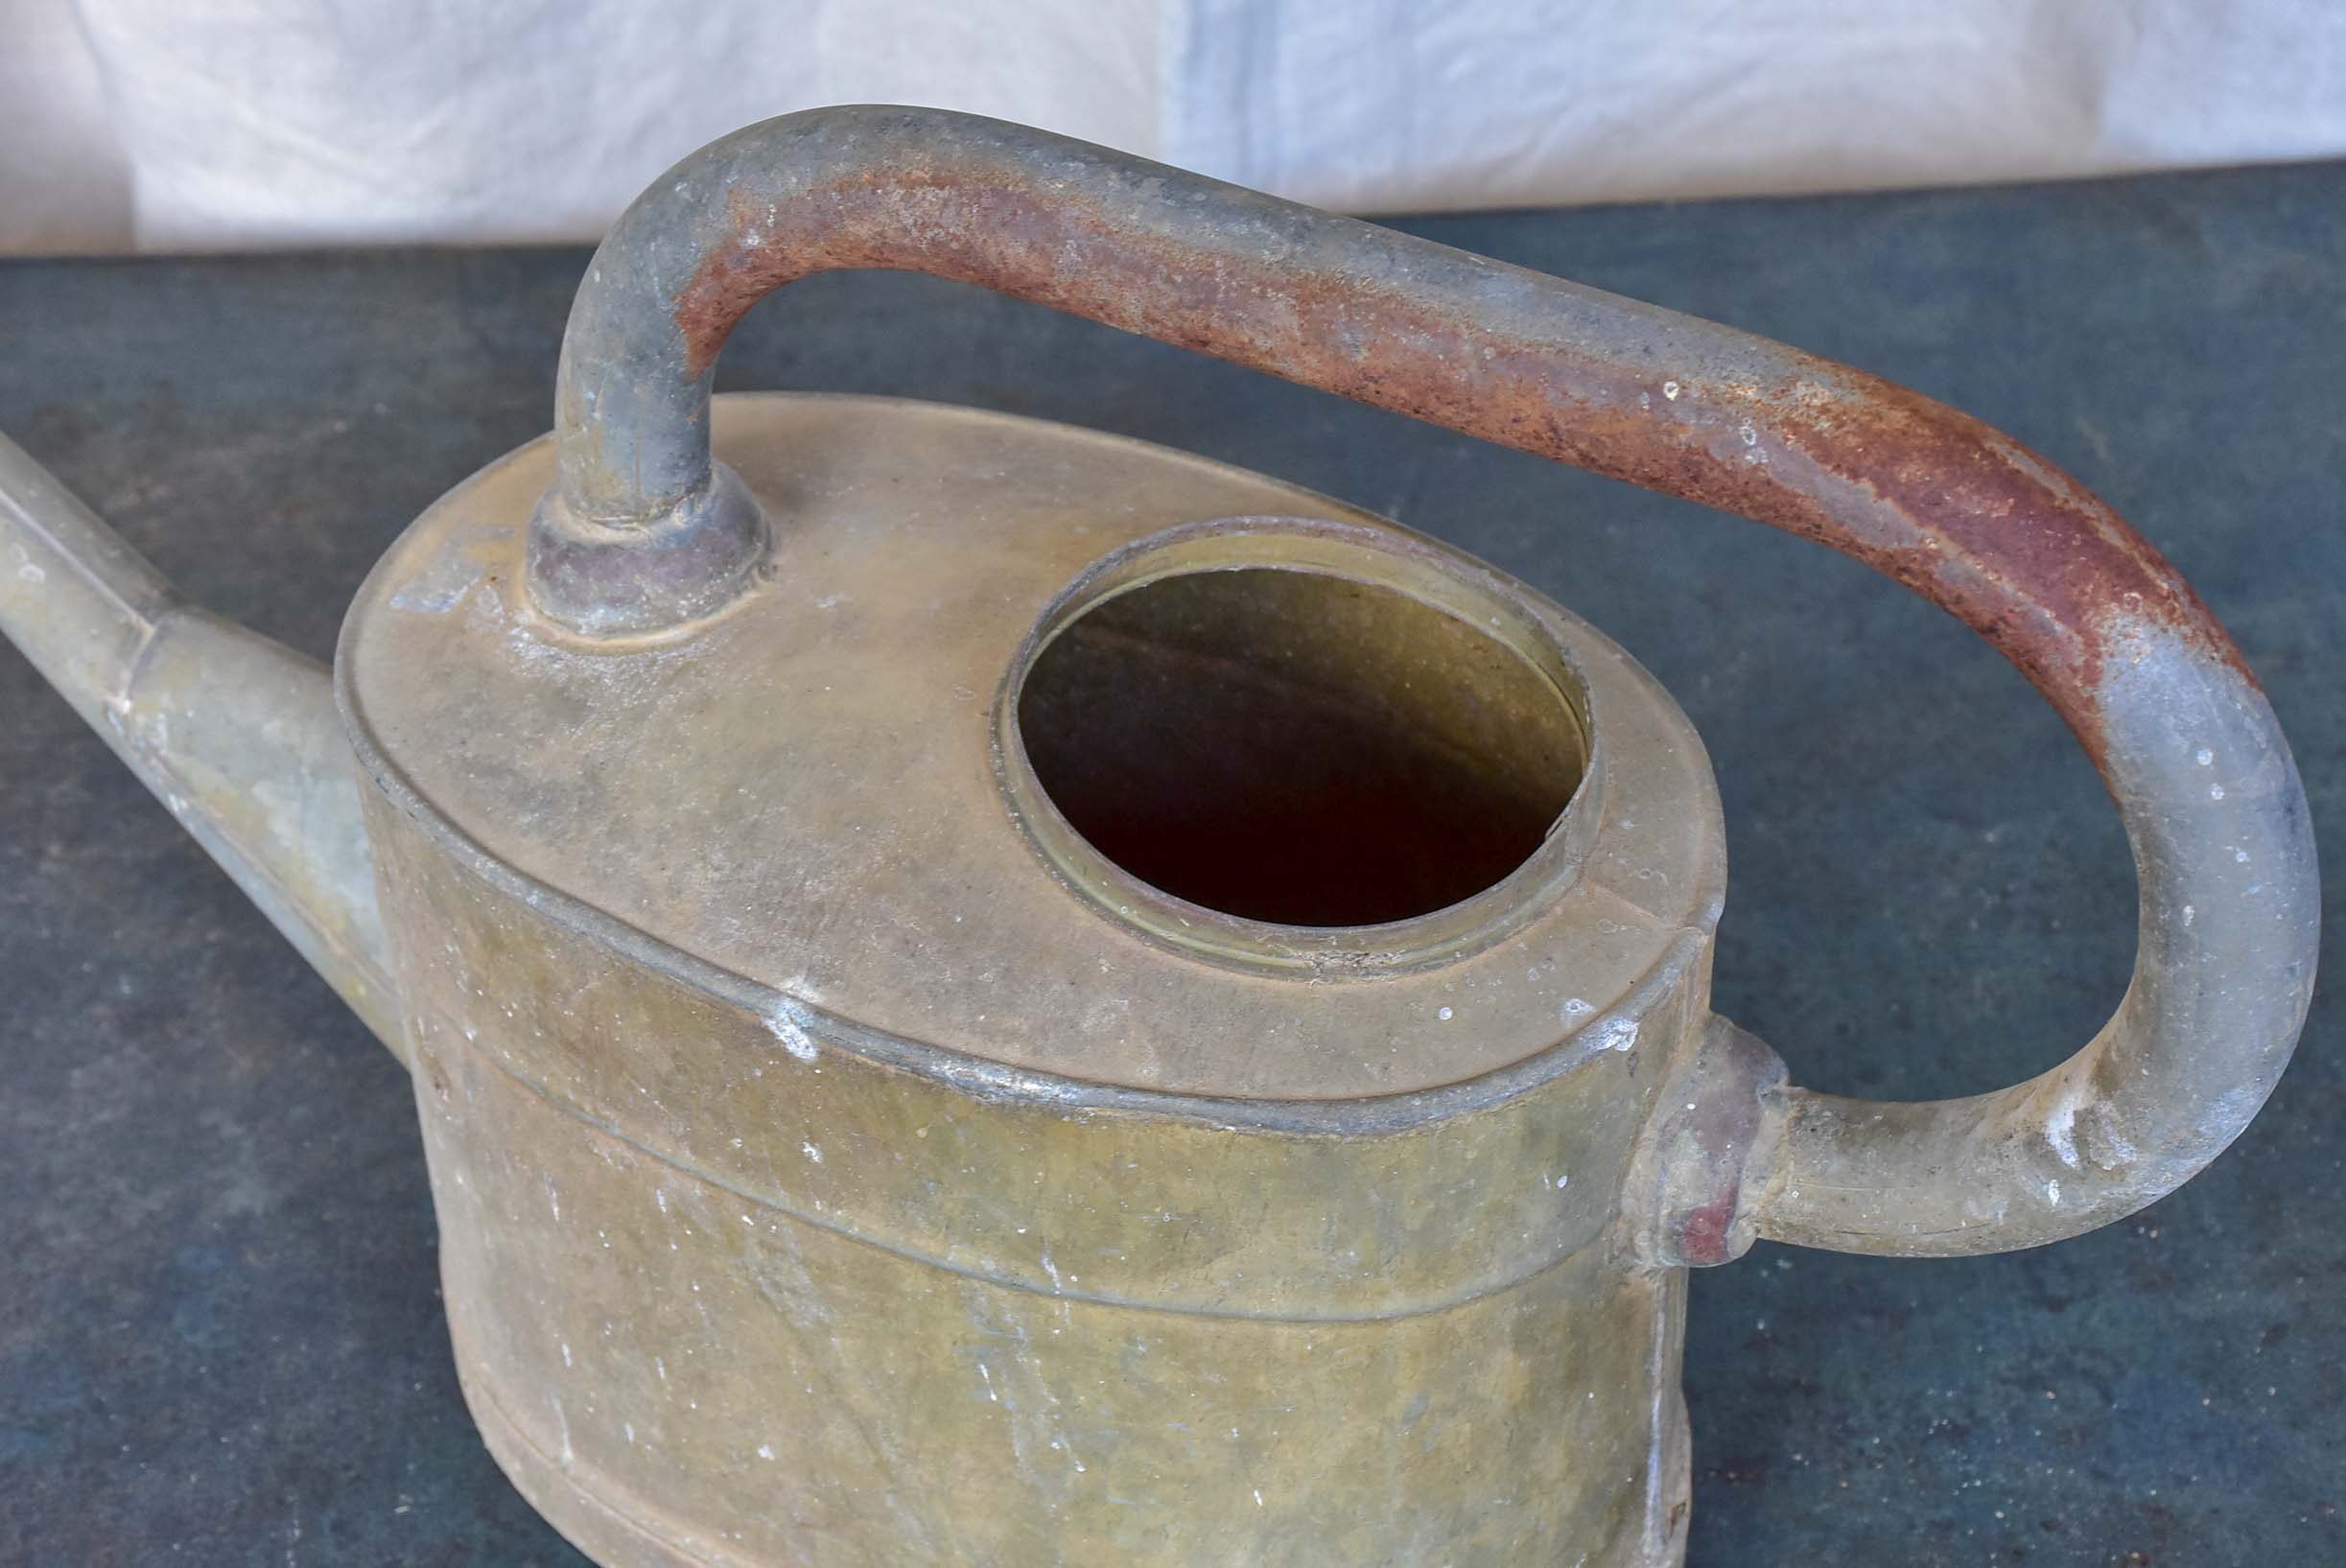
531,105,2315,1258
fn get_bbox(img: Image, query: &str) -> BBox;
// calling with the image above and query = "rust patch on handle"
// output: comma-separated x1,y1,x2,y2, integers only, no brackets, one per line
669,143,2247,769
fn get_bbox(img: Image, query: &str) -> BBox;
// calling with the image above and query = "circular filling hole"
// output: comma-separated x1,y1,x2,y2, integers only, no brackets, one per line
1016,567,1585,927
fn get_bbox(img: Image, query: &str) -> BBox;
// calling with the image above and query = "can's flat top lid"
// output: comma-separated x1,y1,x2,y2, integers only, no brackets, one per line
342,394,1721,1102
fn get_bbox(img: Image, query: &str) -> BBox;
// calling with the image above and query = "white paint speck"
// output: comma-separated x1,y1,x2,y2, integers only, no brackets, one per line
2046,1180,2061,1205
757,1443,775,1460
2195,747,2215,766
1662,380,1681,400
2210,784,2226,801
2182,904,2195,926
1595,1017,1639,1053
1437,1006,1454,1021
1254,1489,1265,1508
1555,1173,1570,1190
764,1002,819,1062
979,1363,998,1402
2046,1095,2080,1168
801,1141,823,1164
1562,997,1593,1020
560,1341,572,1368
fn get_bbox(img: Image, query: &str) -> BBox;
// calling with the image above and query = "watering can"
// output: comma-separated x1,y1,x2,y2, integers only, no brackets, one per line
0,107,2317,1567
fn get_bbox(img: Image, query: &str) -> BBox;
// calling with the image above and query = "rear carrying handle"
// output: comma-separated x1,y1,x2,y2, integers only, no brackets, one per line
533,105,2316,1260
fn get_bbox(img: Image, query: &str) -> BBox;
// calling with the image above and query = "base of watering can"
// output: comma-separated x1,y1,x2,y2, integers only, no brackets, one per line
460,1352,726,1568
454,1342,1692,1568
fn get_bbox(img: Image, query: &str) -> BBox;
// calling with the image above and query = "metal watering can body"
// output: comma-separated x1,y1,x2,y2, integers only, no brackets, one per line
0,108,2317,1567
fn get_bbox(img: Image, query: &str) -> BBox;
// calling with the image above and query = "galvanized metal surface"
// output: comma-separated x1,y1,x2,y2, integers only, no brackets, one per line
1,160,2339,1568
0,110,2326,1568
347,397,1727,1563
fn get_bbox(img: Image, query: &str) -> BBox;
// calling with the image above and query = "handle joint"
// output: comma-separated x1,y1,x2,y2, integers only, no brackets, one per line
1627,1015,1789,1270
526,459,766,637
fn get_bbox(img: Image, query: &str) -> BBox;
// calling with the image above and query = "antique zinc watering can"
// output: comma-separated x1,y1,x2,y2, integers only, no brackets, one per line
0,107,2318,1567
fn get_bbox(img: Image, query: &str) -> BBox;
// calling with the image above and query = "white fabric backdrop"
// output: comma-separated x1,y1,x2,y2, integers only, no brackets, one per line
6,0,2344,253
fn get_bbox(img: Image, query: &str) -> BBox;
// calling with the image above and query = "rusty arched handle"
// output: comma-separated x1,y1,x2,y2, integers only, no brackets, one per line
531,105,2315,1258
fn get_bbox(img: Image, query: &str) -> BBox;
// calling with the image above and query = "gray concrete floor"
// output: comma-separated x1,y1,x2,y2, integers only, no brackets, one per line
2,161,2339,1565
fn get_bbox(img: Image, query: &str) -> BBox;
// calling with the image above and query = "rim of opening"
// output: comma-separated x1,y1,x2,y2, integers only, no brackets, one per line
993,516,1603,978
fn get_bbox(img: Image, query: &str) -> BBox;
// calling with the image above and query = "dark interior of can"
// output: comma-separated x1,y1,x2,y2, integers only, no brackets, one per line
1015,567,1585,927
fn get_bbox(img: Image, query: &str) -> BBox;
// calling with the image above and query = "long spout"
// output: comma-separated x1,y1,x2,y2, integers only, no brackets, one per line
0,433,403,1060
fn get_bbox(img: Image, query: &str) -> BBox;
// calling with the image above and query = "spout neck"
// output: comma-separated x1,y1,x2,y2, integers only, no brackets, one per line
0,433,405,1061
